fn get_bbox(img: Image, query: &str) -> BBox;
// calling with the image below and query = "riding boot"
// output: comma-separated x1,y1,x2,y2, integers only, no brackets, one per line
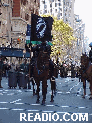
28,81,31,89
0,79,3,88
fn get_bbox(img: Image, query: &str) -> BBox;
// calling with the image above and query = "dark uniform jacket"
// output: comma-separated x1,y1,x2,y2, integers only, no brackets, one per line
20,63,29,75
89,50,92,62
0,60,3,80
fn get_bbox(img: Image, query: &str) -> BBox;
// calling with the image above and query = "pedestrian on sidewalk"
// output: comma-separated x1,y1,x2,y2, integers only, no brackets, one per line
0,56,4,88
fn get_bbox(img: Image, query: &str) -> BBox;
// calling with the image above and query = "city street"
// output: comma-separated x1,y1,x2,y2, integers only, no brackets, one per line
0,75,92,123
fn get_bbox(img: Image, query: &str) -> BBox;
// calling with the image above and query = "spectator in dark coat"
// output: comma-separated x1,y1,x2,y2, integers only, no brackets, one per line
0,57,4,88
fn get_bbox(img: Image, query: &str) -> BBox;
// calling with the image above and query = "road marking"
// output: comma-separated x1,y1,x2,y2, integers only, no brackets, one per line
0,101,89,109
10,99,21,104
69,82,80,92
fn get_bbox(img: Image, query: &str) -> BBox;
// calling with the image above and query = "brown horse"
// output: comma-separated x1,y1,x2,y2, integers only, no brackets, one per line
33,50,56,104
80,54,92,99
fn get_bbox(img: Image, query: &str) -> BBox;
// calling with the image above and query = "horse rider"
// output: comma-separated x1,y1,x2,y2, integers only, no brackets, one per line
0,56,4,88
89,42,92,64
30,41,52,76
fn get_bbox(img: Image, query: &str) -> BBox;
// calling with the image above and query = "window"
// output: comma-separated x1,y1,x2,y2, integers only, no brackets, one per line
0,8,1,15
66,18,68,21
21,0,27,5
25,13,29,21
66,2,69,6
59,8,62,11
70,4,72,8
50,9,52,13
55,3,57,7
59,3,61,6
55,9,57,12
45,9,47,13
44,5,47,8
34,0,36,3
0,21,1,32
50,3,52,7
60,13,62,16
42,0,45,4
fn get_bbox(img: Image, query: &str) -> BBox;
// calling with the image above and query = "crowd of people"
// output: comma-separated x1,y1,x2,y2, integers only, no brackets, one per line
0,55,81,89
59,62,81,78
0,57,30,88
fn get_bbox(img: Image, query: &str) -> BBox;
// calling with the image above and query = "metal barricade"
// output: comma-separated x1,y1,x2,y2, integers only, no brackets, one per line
8,71,17,88
18,72,27,89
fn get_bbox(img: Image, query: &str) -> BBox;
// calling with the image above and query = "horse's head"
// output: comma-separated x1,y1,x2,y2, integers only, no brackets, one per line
81,54,89,68
37,51,50,70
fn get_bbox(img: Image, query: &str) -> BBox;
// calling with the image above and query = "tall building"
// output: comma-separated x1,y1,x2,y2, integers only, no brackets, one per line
39,0,75,28
72,14,85,66
63,0,75,28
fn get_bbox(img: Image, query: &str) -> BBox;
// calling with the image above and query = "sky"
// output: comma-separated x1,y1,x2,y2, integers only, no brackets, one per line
74,0,92,44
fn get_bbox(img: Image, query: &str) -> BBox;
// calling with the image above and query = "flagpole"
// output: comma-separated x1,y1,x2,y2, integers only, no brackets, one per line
29,43,31,81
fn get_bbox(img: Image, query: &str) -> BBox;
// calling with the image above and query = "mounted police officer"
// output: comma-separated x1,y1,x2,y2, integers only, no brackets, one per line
30,41,52,76
89,42,92,64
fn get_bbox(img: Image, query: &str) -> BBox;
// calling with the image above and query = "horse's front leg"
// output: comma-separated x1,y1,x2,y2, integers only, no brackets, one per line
42,79,47,105
36,80,40,103
31,78,35,96
89,80,92,99
82,79,86,98
50,77,56,102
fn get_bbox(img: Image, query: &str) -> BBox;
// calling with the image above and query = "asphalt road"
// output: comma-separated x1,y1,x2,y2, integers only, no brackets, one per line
0,75,92,123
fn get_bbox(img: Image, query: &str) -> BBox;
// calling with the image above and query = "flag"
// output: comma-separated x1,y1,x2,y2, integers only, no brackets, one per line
31,14,53,42
26,24,31,44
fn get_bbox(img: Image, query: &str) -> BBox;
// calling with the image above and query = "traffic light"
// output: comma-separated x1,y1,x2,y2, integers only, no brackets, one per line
17,38,21,44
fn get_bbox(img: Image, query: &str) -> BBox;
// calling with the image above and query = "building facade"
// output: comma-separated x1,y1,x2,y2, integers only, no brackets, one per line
63,0,75,28
39,0,75,28
72,14,85,66
0,0,40,49
0,0,10,47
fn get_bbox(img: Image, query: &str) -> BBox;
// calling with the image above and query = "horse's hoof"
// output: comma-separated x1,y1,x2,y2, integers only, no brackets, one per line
50,100,54,102
41,100,45,105
89,97,92,100
28,86,31,89
36,100,40,103
33,93,35,96
35,92,37,95
54,92,57,96
82,95,85,98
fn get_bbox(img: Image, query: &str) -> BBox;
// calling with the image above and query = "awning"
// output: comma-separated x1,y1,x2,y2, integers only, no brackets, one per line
0,47,30,58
